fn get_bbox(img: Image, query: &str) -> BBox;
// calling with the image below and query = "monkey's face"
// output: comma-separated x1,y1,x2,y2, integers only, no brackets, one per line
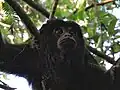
40,19,84,53
53,27,77,51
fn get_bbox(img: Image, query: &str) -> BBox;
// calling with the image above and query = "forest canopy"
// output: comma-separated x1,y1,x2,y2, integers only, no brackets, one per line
0,0,120,90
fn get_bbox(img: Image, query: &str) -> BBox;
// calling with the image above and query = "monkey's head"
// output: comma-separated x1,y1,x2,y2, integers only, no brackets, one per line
39,19,85,89
39,19,84,54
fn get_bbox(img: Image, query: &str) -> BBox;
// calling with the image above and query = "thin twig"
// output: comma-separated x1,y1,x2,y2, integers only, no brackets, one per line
113,58,120,66
0,80,16,90
85,0,114,11
109,58,120,74
0,80,8,86
23,0,50,18
49,0,59,19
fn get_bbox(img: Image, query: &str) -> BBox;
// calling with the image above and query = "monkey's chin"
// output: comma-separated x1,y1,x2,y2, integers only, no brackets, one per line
57,39,77,51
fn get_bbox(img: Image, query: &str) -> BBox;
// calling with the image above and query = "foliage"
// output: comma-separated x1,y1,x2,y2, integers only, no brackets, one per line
0,0,119,89
0,0,120,67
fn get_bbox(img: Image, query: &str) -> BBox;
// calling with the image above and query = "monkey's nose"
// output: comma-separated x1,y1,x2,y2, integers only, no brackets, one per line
64,32,72,37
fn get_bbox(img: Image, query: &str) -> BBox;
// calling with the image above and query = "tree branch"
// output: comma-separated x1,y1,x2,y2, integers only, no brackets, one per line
5,0,40,41
85,0,114,11
87,45,115,64
4,0,116,64
49,0,59,19
23,0,50,18
0,80,16,90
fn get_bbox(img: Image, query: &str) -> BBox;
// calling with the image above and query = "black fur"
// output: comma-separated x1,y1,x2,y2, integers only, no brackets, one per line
38,19,112,90
0,19,112,90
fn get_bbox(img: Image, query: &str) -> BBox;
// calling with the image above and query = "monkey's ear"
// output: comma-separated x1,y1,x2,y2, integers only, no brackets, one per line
39,22,50,34
39,24,46,34
39,19,56,34
39,19,54,34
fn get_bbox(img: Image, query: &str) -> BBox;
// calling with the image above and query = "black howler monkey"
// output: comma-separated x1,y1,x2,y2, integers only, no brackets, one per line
37,19,112,90
0,19,112,90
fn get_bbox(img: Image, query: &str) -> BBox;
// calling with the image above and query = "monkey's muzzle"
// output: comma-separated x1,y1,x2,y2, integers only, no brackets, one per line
57,38,77,50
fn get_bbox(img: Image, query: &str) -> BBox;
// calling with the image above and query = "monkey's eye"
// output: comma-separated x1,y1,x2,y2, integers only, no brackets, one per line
54,27,63,35
69,31,76,36
68,27,77,36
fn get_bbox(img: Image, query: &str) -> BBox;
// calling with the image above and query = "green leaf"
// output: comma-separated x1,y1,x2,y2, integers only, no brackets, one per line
96,35,102,48
112,42,120,53
108,15,117,36
91,34,100,43
99,11,117,36
87,27,96,38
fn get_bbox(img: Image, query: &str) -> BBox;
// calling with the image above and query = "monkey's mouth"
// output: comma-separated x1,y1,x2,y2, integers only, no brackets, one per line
58,38,77,50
